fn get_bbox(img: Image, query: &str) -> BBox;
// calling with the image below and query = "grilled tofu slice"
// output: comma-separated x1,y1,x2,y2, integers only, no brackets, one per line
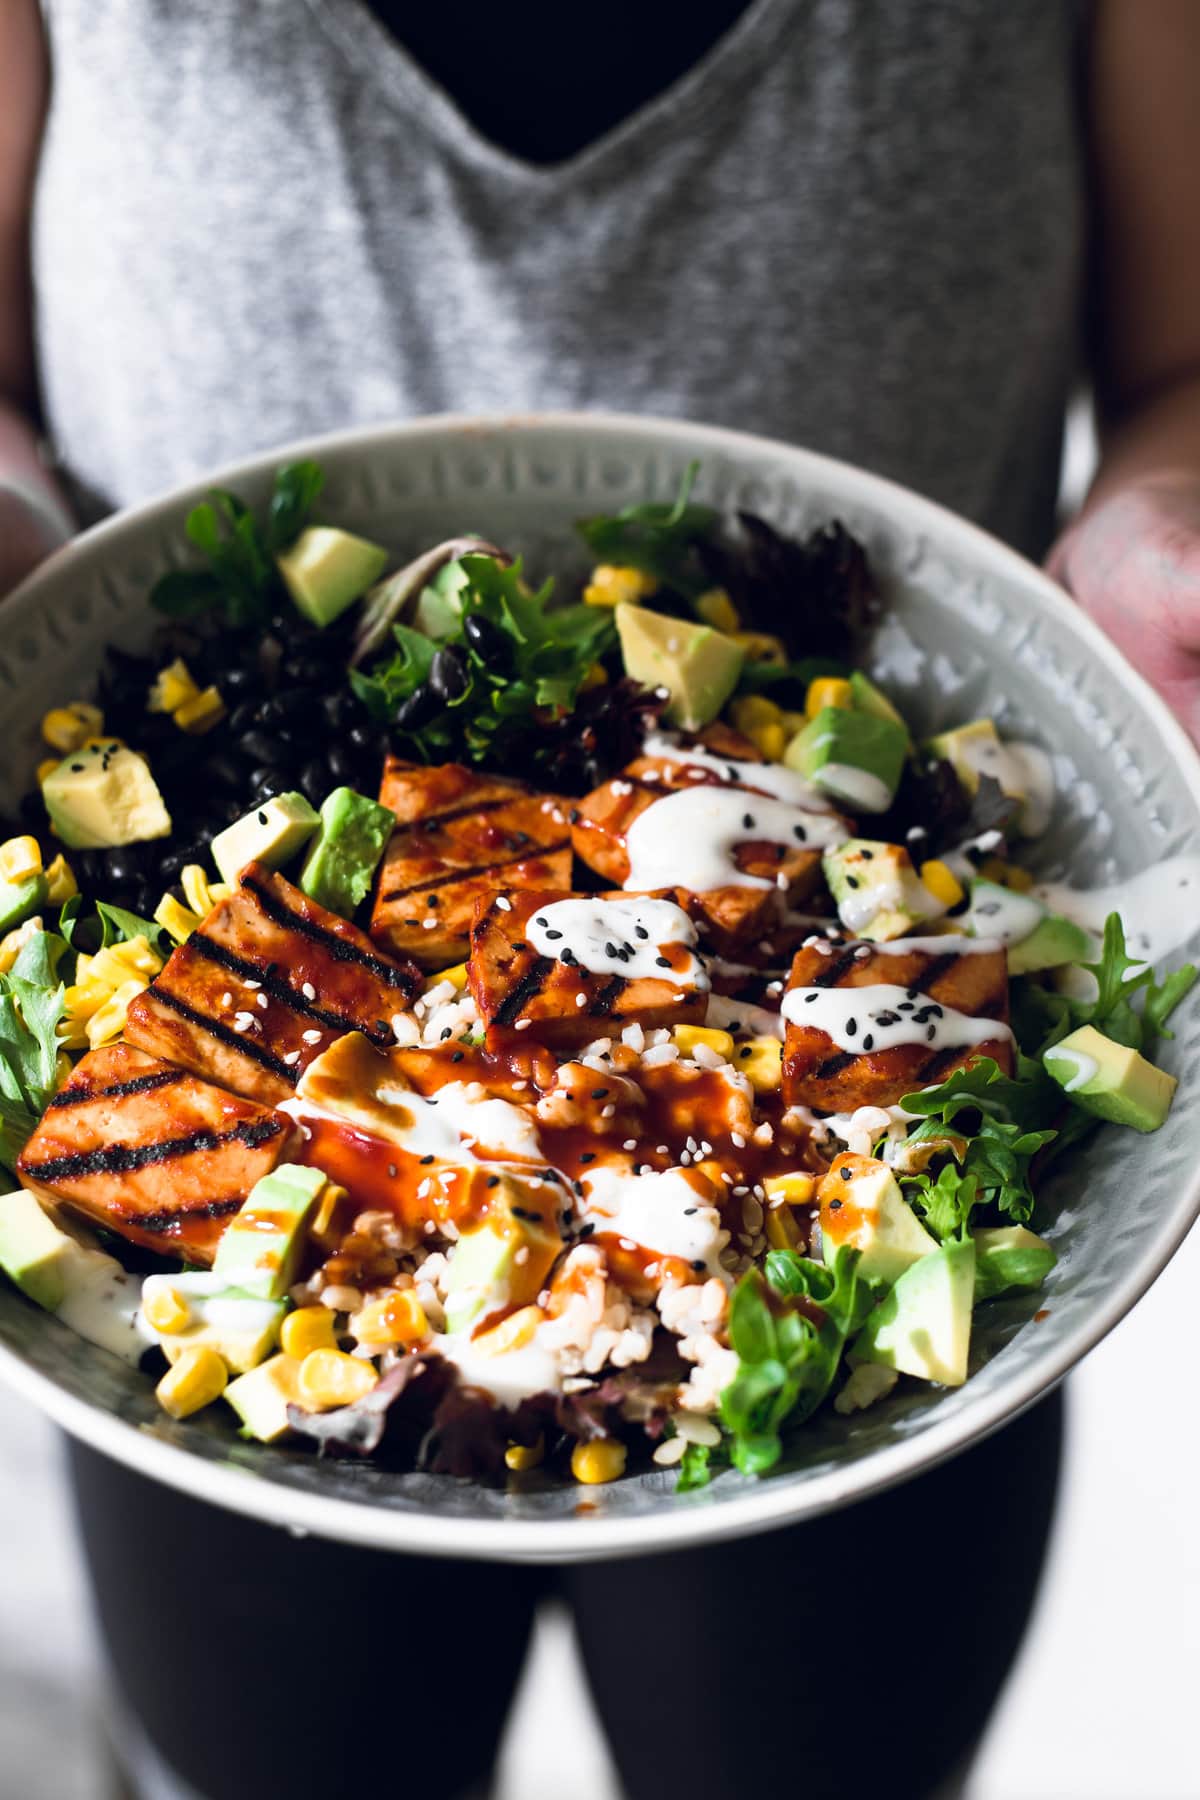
782,936,1012,1111
571,726,837,953
370,760,574,967
16,1043,293,1262
124,862,419,1105
467,889,710,1049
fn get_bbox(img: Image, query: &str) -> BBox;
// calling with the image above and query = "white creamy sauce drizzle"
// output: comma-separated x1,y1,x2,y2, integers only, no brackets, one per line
1044,1046,1098,1092
580,1164,731,1281
526,895,709,989
781,982,1012,1053
705,991,786,1039
818,1105,915,1159
867,933,1005,956
1006,742,1055,836
141,1270,283,1337
433,1331,564,1406
1033,857,1200,968
813,762,892,814
625,785,844,894
962,885,1046,945
284,1077,544,1166
837,866,941,937
641,732,833,807
57,1245,153,1364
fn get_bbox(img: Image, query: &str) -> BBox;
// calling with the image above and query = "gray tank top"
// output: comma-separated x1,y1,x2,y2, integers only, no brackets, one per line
32,1,1086,556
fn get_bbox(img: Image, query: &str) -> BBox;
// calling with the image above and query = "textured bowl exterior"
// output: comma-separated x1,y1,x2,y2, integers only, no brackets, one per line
1,412,1197,1563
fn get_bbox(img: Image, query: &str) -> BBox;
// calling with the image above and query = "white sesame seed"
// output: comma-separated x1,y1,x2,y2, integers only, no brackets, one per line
515,1246,530,1265
283,1051,301,1066
623,1139,638,1151
232,1012,256,1032
301,1029,322,1045
511,1078,528,1090
495,896,512,912
514,1018,532,1031
244,979,261,990
657,1145,670,1156
422,918,438,930
221,991,233,1007
301,982,316,1000
255,992,269,1009
575,993,588,1007
731,1131,747,1148
776,871,788,890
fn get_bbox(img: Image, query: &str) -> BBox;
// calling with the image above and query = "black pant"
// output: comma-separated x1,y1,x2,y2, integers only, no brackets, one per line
68,1388,1063,1800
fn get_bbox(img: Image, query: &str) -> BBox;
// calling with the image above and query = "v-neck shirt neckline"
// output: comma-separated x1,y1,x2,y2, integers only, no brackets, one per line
304,0,793,188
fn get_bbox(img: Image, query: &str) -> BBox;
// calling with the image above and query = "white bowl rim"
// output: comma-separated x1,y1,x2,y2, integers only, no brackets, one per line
2,407,1198,1562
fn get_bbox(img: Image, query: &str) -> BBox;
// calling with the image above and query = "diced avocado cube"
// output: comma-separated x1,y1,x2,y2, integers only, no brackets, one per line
225,1353,304,1442
142,1271,285,1373
965,879,1091,973
0,1190,150,1363
299,787,396,917
211,792,319,888
926,717,1022,800
1044,1024,1177,1133
615,603,745,731
444,1176,563,1334
212,1163,328,1299
785,706,907,812
822,838,943,941
42,742,171,849
0,873,48,934
276,526,389,628
412,559,471,639
853,1237,976,1386
818,1155,938,1285
972,1224,1056,1303
0,1188,72,1311
849,671,911,745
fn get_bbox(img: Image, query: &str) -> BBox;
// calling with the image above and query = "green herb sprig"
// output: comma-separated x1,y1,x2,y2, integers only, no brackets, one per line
150,461,324,628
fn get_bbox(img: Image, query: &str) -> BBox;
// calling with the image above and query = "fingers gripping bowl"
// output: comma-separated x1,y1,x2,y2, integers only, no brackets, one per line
0,414,1197,1563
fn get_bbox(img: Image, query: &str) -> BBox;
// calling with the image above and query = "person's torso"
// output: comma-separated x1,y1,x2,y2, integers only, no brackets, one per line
33,0,1086,555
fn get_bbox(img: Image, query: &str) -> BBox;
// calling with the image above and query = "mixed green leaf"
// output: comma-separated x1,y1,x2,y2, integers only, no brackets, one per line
0,928,69,1173
150,460,324,628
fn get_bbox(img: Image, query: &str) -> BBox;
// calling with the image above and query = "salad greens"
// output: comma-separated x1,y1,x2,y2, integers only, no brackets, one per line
150,460,324,628
0,929,68,1174
576,461,717,600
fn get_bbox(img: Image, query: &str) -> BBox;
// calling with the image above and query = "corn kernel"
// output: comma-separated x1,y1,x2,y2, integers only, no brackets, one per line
0,836,43,883
154,893,202,944
297,1348,379,1411
473,1304,544,1357
148,658,200,714
583,564,658,607
673,1024,735,1061
84,977,147,1048
763,1172,817,1206
695,587,740,633
765,1206,803,1250
36,758,61,787
730,694,783,736
805,676,855,718
43,854,77,904
174,686,226,734
920,859,965,908
281,1305,338,1360
96,936,162,980
208,882,233,905
180,864,217,918
579,662,609,692
571,1437,627,1485
505,1435,545,1472
731,631,787,666
41,703,103,754
156,1345,228,1419
734,1035,783,1094
0,916,42,975
979,856,1034,893
433,962,469,992
309,1183,348,1250
749,721,787,762
143,1284,192,1334
352,1290,429,1348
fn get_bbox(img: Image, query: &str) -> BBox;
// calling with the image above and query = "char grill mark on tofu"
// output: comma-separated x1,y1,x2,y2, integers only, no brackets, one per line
468,889,707,1049
371,760,574,965
782,939,1012,1111
124,863,417,1104
16,1043,292,1262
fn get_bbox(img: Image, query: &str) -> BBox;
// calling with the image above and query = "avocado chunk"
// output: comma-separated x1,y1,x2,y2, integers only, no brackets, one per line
211,792,319,888
972,1224,1056,1303
224,1353,305,1442
443,1175,563,1334
412,558,471,639
853,1237,976,1386
1044,1024,1177,1132
615,602,745,731
211,1163,328,1299
0,1189,150,1363
926,719,1016,798
965,879,1091,973
42,741,171,850
849,671,912,745
299,787,396,917
276,526,389,628
141,1270,286,1373
785,707,907,813
822,838,943,941
818,1153,938,1284
0,873,48,934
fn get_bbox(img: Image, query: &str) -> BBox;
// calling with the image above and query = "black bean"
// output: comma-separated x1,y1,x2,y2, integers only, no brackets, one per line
429,646,467,701
347,723,378,754
321,691,359,732
221,665,261,699
325,743,358,785
463,612,506,660
297,758,330,802
238,730,285,767
392,685,439,731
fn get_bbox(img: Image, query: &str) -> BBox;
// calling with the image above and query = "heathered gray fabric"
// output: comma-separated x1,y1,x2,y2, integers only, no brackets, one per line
33,0,1085,555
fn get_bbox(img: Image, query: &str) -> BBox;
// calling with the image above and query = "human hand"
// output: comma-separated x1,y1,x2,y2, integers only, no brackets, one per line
0,481,69,601
1048,472,1200,742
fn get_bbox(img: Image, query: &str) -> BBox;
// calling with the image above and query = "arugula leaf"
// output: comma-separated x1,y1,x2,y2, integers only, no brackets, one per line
576,462,718,600
150,461,325,628
95,901,166,952
900,1058,1058,1223
0,928,68,1174
1015,912,1197,1063
718,1248,870,1475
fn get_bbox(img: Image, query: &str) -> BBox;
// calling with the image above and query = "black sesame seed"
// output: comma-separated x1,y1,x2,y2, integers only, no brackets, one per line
419,1154,434,1165
487,1175,500,1188
839,1166,852,1181
440,1027,453,1040
256,810,268,826
743,813,755,830
534,916,547,927
690,1259,706,1272
634,926,649,940
862,1033,874,1050
568,808,581,824
793,824,807,842
545,929,563,940
683,1206,698,1215
927,1024,938,1041
846,876,860,890
656,956,671,969
451,1050,464,1063
845,1017,858,1037
605,942,619,958
804,992,818,1003
579,1152,595,1164
861,848,874,861
829,1196,843,1211
590,1088,609,1099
